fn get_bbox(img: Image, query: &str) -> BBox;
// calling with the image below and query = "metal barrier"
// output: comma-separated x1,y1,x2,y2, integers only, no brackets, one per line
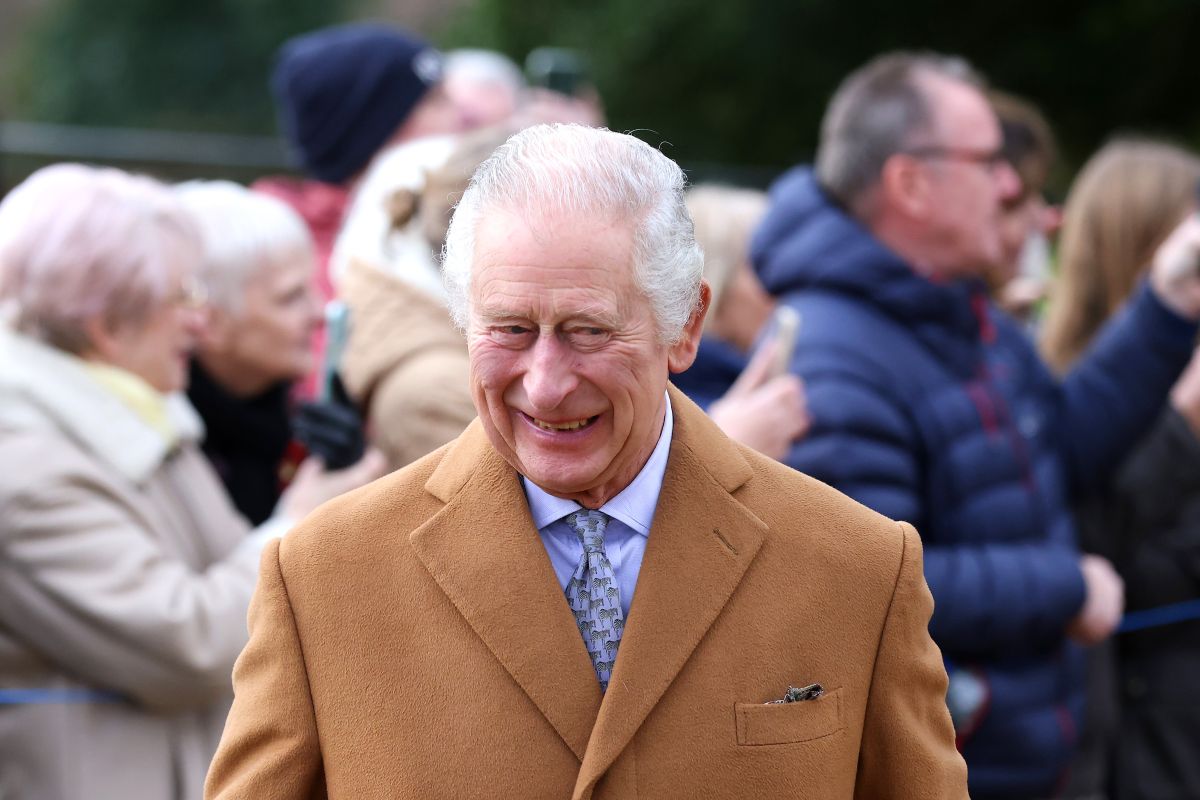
0,120,785,192
0,120,292,191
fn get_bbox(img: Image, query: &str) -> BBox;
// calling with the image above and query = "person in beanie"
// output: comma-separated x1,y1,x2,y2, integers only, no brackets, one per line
270,23,471,187
253,24,474,395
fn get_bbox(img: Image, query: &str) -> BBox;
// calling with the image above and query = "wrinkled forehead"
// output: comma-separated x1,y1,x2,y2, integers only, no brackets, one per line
469,207,640,306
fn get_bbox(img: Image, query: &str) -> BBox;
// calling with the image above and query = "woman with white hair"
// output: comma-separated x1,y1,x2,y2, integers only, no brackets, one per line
0,164,376,800
177,181,379,525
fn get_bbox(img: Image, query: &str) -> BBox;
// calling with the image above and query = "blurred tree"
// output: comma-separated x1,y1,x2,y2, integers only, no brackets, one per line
440,0,1200,187
9,0,363,134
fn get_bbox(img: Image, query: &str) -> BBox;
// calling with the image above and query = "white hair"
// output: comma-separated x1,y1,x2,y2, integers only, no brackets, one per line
330,135,457,297
444,49,526,94
174,180,314,315
0,163,200,353
442,124,704,343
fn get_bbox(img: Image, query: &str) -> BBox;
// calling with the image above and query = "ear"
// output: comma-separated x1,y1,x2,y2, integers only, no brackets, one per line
667,280,711,374
81,313,134,363
879,153,932,220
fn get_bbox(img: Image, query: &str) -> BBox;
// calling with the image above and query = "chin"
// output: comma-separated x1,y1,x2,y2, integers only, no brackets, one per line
516,456,601,496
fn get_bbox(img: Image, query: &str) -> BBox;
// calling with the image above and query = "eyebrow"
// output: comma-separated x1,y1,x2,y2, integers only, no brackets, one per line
475,303,620,329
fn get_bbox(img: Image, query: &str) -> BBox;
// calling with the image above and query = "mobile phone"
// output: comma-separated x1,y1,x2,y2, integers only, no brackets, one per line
525,47,588,97
320,300,351,402
767,305,802,377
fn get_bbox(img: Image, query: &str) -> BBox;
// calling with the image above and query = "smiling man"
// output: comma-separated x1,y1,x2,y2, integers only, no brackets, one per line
206,124,967,800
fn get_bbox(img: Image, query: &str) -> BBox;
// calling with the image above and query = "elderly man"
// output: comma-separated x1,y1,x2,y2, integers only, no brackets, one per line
206,124,967,799
753,53,1200,799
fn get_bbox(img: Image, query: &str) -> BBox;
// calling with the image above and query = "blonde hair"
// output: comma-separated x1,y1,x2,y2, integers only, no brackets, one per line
1041,138,1200,373
684,186,768,328
390,124,518,257
175,180,315,315
0,164,200,353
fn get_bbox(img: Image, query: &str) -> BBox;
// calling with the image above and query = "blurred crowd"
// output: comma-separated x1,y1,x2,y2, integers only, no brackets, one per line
1,21,1199,800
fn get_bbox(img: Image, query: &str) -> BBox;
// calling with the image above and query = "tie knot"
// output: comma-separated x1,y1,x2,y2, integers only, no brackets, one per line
567,510,609,553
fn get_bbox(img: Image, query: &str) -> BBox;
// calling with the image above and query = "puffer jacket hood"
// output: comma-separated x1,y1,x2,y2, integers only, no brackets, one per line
752,167,989,374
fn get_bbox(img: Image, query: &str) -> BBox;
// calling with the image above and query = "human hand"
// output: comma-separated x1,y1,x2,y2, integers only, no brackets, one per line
1066,554,1125,646
278,448,388,522
1149,214,1200,320
708,339,811,460
996,275,1049,322
293,374,365,470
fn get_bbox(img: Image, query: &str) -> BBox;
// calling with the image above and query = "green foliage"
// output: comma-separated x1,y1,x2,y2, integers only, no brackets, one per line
9,0,362,134
440,0,1200,184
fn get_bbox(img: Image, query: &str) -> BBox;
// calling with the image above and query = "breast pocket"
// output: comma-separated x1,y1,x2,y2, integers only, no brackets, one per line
735,687,844,746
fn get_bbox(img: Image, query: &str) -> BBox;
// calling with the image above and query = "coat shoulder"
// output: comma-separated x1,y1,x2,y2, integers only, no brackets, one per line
278,441,454,567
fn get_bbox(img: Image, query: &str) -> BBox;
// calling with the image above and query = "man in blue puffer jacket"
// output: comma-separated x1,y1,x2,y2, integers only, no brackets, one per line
753,52,1200,799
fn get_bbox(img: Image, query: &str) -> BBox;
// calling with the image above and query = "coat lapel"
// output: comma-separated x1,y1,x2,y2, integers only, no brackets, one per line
409,422,601,761
573,388,767,798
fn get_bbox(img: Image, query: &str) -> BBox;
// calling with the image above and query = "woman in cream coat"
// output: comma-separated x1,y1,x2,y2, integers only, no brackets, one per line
0,165,375,800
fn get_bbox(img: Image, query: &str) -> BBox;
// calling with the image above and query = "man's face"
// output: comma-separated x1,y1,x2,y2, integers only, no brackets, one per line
444,72,519,128
393,84,474,143
466,208,703,508
911,76,1022,277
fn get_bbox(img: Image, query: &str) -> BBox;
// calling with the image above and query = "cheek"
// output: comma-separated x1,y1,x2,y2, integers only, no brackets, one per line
469,346,520,395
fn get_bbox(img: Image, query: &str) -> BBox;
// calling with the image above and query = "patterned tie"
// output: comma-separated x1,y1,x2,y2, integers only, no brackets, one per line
565,510,624,692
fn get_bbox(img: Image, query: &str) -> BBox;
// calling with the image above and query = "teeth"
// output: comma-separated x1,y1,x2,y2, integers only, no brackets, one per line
534,417,592,431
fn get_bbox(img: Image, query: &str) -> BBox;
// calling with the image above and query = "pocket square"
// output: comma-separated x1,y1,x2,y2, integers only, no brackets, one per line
765,683,824,704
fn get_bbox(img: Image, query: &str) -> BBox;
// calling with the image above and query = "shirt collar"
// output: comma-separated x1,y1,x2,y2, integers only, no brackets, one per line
522,392,673,537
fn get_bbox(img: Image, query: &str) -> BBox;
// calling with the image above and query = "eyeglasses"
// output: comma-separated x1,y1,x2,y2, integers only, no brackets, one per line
901,145,1009,171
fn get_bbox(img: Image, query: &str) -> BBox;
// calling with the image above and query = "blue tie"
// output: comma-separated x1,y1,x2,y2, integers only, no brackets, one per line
566,510,624,692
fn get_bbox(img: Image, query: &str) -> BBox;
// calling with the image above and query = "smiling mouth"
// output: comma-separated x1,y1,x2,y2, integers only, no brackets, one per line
528,414,599,432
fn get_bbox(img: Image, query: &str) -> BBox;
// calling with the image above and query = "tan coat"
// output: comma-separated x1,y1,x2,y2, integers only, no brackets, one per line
207,387,968,799
0,330,263,800
338,258,476,470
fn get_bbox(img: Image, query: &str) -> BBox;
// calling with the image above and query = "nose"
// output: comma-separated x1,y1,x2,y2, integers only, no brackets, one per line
182,305,209,339
522,332,578,412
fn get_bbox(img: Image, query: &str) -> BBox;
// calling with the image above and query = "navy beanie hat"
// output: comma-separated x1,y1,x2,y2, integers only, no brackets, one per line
271,24,443,184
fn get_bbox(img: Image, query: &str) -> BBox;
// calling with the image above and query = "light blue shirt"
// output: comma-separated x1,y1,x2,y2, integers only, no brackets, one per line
522,395,673,619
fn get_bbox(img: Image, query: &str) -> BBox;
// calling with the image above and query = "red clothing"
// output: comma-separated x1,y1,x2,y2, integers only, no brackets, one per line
252,177,350,399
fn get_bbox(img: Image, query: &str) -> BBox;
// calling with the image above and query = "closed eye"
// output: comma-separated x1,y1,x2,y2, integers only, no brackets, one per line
565,326,610,347
488,323,535,347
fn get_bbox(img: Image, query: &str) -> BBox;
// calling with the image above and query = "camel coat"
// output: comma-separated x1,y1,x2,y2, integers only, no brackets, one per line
0,330,264,800
338,258,476,470
207,387,967,799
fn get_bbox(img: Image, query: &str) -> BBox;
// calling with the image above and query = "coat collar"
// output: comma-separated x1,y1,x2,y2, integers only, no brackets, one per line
411,385,766,794
0,328,203,484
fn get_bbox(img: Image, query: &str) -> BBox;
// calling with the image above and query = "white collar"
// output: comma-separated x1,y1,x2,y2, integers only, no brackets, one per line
0,327,204,485
522,392,673,537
